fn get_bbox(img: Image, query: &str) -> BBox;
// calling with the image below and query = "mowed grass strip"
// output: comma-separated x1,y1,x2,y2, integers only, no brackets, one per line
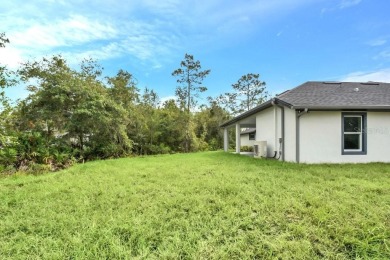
1,152,389,259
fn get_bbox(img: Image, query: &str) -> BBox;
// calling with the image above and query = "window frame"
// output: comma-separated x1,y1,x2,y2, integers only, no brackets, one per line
341,112,367,155
249,132,255,140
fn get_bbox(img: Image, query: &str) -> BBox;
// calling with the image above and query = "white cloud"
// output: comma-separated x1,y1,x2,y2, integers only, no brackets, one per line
340,68,390,82
339,0,362,9
375,50,390,59
1,0,327,71
0,46,24,69
1,14,121,68
9,15,118,49
62,42,125,66
321,0,362,13
2,12,179,69
367,39,387,47
139,0,183,16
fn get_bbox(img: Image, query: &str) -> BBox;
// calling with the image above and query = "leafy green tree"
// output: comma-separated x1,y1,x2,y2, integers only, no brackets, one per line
194,100,231,150
17,56,73,137
1,43,252,172
172,53,210,152
234,73,268,111
172,53,210,112
17,56,132,161
158,99,185,152
209,93,238,116
0,32,9,109
106,70,142,154
217,73,268,115
0,32,14,107
0,32,9,48
126,87,161,155
138,87,162,154
0,32,19,169
107,69,139,108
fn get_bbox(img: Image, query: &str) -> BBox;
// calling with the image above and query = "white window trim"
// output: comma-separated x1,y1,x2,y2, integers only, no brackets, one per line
341,112,367,155
343,115,363,152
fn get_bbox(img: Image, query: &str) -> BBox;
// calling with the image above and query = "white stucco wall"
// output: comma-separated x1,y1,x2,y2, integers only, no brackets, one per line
299,111,390,163
256,107,283,158
234,106,390,163
240,134,255,147
284,108,296,162
254,106,296,161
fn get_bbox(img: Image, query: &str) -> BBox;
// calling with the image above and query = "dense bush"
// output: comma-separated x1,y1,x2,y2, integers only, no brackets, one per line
1,35,239,174
240,145,254,152
0,55,231,174
0,131,77,174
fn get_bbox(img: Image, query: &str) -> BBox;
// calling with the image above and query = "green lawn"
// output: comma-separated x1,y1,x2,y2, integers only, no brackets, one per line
1,152,390,259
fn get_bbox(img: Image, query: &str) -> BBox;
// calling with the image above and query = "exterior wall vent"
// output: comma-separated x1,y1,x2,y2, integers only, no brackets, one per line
360,82,380,85
322,81,341,84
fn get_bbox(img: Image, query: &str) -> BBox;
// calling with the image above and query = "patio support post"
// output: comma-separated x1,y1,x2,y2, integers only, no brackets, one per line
235,123,241,153
223,128,229,152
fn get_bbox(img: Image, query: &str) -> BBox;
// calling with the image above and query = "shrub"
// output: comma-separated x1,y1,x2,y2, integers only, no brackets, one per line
26,162,51,175
0,147,18,166
145,144,172,155
240,145,254,152
0,131,80,174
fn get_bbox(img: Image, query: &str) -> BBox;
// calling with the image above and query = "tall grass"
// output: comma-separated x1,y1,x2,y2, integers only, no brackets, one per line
1,152,389,259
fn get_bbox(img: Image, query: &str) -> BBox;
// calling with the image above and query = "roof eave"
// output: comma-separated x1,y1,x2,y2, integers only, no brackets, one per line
220,100,272,127
240,129,256,135
220,98,293,128
292,105,390,110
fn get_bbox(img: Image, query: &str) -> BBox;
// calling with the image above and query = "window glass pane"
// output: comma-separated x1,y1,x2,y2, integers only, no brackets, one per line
249,133,255,140
344,116,361,132
344,134,361,150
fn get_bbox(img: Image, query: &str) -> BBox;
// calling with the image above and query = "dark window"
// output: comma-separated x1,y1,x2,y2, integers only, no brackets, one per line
344,134,360,150
249,133,255,140
342,113,367,155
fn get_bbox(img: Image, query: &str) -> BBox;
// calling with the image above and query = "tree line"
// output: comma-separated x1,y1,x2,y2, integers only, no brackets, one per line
0,33,268,173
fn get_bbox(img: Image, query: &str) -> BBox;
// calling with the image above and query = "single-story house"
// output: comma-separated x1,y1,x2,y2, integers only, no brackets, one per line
240,128,256,147
220,81,390,163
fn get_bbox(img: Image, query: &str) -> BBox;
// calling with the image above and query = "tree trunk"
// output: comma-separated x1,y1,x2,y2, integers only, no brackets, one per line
186,71,191,152
79,134,84,150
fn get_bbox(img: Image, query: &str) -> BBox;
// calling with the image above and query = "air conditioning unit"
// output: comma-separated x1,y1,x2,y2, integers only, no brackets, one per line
254,141,267,158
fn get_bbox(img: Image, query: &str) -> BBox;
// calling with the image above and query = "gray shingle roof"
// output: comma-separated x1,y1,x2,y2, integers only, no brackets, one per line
277,81,390,109
220,81,390,127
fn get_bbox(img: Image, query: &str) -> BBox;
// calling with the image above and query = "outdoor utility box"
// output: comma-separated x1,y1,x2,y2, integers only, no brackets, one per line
254,141,267,158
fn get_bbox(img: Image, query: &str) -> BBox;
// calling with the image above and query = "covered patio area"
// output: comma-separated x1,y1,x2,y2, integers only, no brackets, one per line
222,114,256,154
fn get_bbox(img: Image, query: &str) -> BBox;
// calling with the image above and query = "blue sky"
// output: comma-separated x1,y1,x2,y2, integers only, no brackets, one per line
1,0,390,103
